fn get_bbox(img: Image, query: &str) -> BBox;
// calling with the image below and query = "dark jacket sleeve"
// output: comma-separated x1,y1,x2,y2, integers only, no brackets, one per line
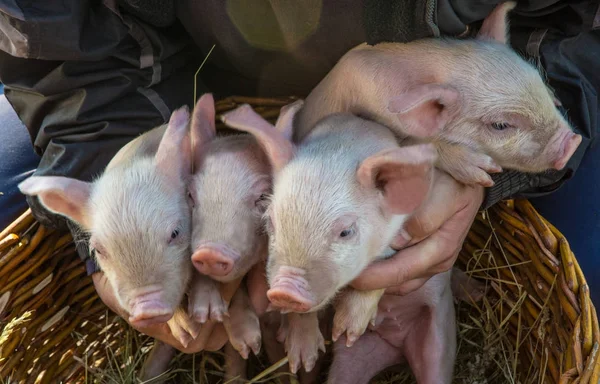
0,0,206,273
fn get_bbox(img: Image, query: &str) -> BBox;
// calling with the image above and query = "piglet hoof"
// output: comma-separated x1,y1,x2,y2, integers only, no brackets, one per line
332,289,383,348
284,312,325,374
223,310,262,359
167,307,202,348
188,273,229,323
435,142,501,187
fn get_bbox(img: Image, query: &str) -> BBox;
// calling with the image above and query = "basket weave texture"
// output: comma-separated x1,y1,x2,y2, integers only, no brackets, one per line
0,96,598,384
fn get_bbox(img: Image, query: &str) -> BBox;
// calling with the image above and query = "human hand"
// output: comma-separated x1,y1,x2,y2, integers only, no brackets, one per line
92,272,229,353
350,169,484,295
245,260,271,317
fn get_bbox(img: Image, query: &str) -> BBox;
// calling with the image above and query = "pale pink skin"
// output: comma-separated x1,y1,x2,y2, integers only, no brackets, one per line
222,284,262,360
327,272,454,384
264,116,436,314
189,135,271,284
327,268,487,384
187,94,291,364
263,118,440,374
17,103,212,384
294,1,582,187
187,94,273,317
220,102,441,375
186,95,275,333
224,309,331,383
18,106,197,337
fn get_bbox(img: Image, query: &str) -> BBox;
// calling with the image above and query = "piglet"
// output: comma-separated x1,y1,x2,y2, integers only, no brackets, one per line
18,105,203,347
219,103,444,380
294,1,582,187
188,95,316,380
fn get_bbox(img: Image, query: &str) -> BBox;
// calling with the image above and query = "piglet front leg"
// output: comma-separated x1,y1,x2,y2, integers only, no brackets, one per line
188,271,229,323
279,312,326,374
223,285,262,360
139,339,177,383
224,342,248,383
435,141,502,187
332,288,385,347
167,306,202,348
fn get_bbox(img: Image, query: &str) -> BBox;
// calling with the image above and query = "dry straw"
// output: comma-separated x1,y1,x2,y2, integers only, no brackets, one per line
0,97,598,383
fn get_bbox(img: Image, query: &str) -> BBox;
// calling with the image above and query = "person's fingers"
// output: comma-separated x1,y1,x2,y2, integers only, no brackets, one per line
204,323,229,351
351,236,446,291
220,277,243,303
176,321,222,353
134,319,226,353
383,238,468,296
247,260,270,316
351,198,476,291
399,173,461,245
92,271,226,354
384,277,430,295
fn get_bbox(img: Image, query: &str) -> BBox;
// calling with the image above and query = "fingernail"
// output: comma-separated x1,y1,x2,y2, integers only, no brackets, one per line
392,229,412,248
398,229,412,243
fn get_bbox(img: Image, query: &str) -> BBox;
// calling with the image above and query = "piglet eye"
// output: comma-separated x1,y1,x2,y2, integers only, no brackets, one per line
256,194,268,205
171,229,180,240
340,227,355,239
255,193,270,212
491,122,512,131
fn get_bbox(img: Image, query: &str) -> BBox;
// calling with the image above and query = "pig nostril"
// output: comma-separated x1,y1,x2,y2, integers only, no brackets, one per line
192,247,235,277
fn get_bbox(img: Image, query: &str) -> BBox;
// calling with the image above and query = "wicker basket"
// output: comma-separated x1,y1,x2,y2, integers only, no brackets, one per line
0,96,598,384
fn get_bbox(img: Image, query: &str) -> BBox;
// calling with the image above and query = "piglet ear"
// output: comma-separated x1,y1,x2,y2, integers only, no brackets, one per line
476,1,516,44
274,99,303,141
221,104,295,173
18,176,92,228
357,144,437,215
388,84,461,138
191,93,217,171
155,105,191,182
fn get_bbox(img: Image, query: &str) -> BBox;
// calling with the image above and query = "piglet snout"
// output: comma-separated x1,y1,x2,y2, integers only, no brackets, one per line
267,266,316,313
551,129,582,170
129,290,174,327
192,242,238,277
